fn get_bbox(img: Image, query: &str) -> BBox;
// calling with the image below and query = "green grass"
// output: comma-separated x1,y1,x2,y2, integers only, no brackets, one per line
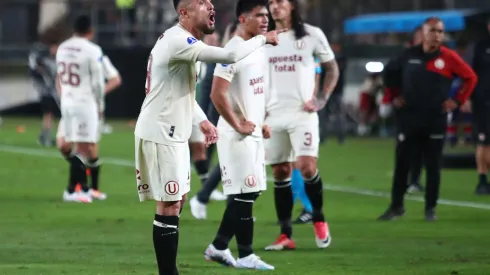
0,117,490,275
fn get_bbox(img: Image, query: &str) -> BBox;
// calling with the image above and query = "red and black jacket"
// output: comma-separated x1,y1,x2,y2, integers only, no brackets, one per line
382,45,477,119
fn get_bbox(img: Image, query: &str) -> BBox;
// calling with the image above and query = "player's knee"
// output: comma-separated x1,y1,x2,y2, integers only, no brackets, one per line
272,163,292,181
296,157,317,179
156,200,181,216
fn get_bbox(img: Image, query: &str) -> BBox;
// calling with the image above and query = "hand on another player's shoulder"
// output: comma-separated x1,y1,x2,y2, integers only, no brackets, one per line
264,29,288,46
262,125,271,139
237,118,256,136
199,120,218,147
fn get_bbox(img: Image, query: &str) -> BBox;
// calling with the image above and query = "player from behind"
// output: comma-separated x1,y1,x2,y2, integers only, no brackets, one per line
134,0,284,273
56,15,105,203
56,50,122,201
265,0,339,250
203,0,274,269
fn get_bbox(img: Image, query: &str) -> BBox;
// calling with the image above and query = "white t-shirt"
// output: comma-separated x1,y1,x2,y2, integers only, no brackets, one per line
56,36,105,107
102,55,119,79
266,24,335,113
134,25,208,145
214,36,267,138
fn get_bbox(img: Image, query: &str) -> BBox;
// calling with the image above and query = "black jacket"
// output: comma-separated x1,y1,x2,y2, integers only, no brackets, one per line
471,37,490,103
383,45,476,124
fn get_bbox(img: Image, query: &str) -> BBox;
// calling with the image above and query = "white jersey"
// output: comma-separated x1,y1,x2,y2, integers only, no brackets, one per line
134,25,208,145
102,55,119,79
266,24,335,113
214,36,267,138
56,36,105,107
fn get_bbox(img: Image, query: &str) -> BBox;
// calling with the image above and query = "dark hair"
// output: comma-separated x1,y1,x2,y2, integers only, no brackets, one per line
73,15,92,35
267,0,306,39
236,0,267,18
173,0,181,10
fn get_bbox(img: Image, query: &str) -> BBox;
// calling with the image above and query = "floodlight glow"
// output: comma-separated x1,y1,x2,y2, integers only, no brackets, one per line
365,62,384,73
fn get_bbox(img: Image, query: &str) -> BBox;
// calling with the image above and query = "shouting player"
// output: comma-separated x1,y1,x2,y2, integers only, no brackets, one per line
264,0,339,250
56,15,105,203
133,0,284,273
203,0,274,269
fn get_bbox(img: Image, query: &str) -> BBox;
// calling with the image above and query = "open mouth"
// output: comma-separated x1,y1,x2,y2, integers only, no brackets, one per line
260,25,268,33
209,12,215,24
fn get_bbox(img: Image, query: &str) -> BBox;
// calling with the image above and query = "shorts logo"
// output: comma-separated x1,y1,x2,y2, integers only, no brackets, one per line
136,169,141,180
165,181,179,195
137,183,150,194
245,175,257,188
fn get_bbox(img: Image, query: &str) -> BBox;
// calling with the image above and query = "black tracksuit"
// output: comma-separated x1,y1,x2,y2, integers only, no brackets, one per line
470,38,490,145
383,45,477,210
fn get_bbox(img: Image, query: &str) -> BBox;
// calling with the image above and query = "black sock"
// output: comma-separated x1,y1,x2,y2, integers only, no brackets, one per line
234,197,255,259
274,180,293,238
304,172,325,222
479,174,488,185
194,160,209,184
153,215,179,275
212,201,235,250
65,153,87,193
87,158,101,190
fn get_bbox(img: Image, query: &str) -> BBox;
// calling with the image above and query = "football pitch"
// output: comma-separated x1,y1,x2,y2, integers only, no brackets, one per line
1,117,490,275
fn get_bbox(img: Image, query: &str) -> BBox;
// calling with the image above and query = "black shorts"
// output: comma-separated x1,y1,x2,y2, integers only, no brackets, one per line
40,96,59,114
473,102,490,145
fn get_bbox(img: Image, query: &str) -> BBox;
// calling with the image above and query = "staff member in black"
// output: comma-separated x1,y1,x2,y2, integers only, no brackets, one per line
378,17,477,221
469,19,490,194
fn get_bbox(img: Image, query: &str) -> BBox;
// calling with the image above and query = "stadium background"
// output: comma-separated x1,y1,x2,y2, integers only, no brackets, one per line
1,1,490,274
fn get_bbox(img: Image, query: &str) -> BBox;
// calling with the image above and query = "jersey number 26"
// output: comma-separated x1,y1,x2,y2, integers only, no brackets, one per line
58,62,80,87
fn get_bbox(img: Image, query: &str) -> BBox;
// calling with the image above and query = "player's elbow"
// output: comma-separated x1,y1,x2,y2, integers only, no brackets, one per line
226,50,239,64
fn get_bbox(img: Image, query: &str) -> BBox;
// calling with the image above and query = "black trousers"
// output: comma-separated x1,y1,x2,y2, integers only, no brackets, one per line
390,124,445,210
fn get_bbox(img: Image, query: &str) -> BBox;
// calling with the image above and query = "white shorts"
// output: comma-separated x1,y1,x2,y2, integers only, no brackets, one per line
56,117,103,142
264,112,319,165
134,136,191,202
59,104,100,143
217,131,267,195
189,125,205,143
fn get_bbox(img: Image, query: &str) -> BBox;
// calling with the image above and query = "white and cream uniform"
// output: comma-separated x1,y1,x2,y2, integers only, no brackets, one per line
265,24,335,164
189,61,206,143
56,54,120,140
133,24,267,202
213,36,268,195
56,36,105,143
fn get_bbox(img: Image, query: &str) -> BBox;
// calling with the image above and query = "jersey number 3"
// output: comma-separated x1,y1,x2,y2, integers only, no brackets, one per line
58,62,80,87
145,54,153,94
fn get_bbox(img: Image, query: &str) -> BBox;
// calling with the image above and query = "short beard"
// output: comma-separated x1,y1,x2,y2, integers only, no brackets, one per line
201,25,216,35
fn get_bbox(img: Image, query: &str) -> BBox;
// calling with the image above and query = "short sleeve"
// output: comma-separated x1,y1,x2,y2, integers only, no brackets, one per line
171,35,207,63
213,62,238,82
311,27,335,63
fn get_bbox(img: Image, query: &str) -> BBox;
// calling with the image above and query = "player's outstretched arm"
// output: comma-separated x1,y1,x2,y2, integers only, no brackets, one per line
197,29,287,64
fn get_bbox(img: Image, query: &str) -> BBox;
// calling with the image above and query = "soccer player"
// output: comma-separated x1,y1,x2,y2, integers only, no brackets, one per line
56,51,122,201
203,1,274,269
264,0,339,250
29,40,59,147
56,15,106,203
133,0,284,273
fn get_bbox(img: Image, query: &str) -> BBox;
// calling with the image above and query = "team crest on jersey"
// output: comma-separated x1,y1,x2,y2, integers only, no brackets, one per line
187,37,198,45
294,39,305,50
434,58,445,69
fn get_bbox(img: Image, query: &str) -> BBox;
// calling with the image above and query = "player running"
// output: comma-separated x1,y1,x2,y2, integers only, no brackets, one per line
203,0,274,270
56,39,122,202
133,0,284,273
264,0,339,250
56,15,106,203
